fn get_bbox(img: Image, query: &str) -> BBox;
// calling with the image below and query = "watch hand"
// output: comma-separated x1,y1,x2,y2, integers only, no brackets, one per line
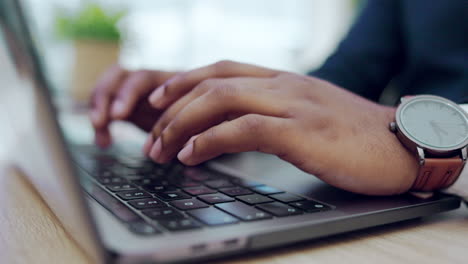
431,121,449,136
429,121,443,145
431,122,460,126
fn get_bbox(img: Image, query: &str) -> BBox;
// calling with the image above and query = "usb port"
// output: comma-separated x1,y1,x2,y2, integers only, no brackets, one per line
191,244,207,252
223,238,239,248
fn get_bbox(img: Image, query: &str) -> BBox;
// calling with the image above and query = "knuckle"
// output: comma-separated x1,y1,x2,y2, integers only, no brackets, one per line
192,84,208,97
203,126,219,142
128,70,149,84
94,89,109,102
198,78,217,90
209,81,239,100
165,116,183,136
279,105,301,118
213,60,235,74
133,70,151,80
239,114,264,135
159,124,173,145
155,114,172,134
172,71,189,84
276,72,310,85
276,72,297,80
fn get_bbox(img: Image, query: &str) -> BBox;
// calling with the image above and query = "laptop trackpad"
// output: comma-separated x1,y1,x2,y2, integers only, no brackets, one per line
208,152,329,196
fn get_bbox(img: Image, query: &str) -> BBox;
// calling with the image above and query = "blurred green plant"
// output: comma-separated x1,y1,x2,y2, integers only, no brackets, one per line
55,3,126,42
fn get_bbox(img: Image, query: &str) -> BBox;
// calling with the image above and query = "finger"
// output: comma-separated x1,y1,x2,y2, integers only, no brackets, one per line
149,76,281,142
142,133,154,155
95,127,112,148
110,70,155,120
148,78,215,140
90,65,127,128
177,114,291,165
148,60,281,109
148,79,288,163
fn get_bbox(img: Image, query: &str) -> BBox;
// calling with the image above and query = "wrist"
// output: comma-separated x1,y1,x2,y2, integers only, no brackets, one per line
383,106,420,194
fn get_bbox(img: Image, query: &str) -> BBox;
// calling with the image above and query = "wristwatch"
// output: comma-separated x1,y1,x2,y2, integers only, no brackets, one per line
390,95,468,191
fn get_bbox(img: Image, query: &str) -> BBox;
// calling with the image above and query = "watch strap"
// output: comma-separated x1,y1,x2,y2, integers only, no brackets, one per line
412,157,465,191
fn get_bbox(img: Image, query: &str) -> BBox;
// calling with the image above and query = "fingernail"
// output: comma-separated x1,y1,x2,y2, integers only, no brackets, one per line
149,85,165,107
142,134,154,155
150,137,162,161
186,135,197,147
111,100,125,118
177,142,193,163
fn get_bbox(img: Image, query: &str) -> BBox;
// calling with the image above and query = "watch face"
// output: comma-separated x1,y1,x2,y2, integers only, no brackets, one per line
398,96,468,150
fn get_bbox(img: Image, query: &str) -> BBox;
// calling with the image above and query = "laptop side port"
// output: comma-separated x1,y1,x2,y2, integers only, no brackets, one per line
223,238,239,248
191,243,208,253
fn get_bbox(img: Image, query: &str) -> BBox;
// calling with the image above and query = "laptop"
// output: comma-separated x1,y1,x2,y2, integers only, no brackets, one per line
0,1,461,263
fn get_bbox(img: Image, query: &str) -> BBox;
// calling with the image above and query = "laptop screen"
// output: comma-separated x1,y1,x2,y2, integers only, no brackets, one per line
0,0,106,261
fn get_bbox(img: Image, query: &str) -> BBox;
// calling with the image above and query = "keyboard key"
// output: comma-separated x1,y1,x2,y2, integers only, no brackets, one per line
132,178,162,186
204,179,234,189
171,179,201,188
236,194,273,205
118,158,148,169
91,154,117,164
216,202,272,221
142,184,177,193
183,168,212,181
269,193,305,203
111,167,142,177
159,218,202,231
106,183,137,192
93,170,114,178
183,186,216,196
170,199,209,210
97,176,126,185
155,191,191,201
188,207,239,226
290,200,331,212
256,202,302,217
251,185,284,195
219,186,252,197
116,190,151,200
128,222,161,235
119,175,145,181
143,208,183,220
149,167,168,177
129,198,167,209
198,193,235,204
231,178,264,188
83,182,141,223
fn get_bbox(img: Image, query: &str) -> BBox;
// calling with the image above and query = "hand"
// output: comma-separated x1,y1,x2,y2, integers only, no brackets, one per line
89,65,177,147
144,61,419,195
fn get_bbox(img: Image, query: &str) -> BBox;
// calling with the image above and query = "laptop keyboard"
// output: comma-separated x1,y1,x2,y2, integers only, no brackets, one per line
74,150,333,235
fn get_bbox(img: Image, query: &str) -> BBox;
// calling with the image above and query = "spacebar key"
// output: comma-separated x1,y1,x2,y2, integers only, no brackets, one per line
83,180,141,222
216,201,271,221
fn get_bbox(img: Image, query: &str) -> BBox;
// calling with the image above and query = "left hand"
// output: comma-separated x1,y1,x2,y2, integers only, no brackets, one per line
144,61,419,195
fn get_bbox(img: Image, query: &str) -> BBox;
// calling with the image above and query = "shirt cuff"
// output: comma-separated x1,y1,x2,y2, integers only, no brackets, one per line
443,104,468,201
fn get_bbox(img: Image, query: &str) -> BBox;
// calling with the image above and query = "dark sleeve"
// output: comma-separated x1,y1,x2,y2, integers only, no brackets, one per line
308,0,405,102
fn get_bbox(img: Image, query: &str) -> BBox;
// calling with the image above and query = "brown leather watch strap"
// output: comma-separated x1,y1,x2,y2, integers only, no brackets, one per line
412,157,465,192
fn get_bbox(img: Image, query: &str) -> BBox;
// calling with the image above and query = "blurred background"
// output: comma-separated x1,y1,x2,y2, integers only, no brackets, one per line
22,0,364,103
0,0,365,157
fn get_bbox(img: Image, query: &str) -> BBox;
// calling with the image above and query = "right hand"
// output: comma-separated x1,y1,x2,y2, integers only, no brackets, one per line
89,64,177,148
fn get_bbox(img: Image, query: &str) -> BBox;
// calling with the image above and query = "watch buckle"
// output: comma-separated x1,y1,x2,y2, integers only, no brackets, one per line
462,147,467,162
417,147,425,166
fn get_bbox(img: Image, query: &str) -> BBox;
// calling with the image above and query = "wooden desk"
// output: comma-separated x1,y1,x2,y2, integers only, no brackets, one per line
1,164,467,264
